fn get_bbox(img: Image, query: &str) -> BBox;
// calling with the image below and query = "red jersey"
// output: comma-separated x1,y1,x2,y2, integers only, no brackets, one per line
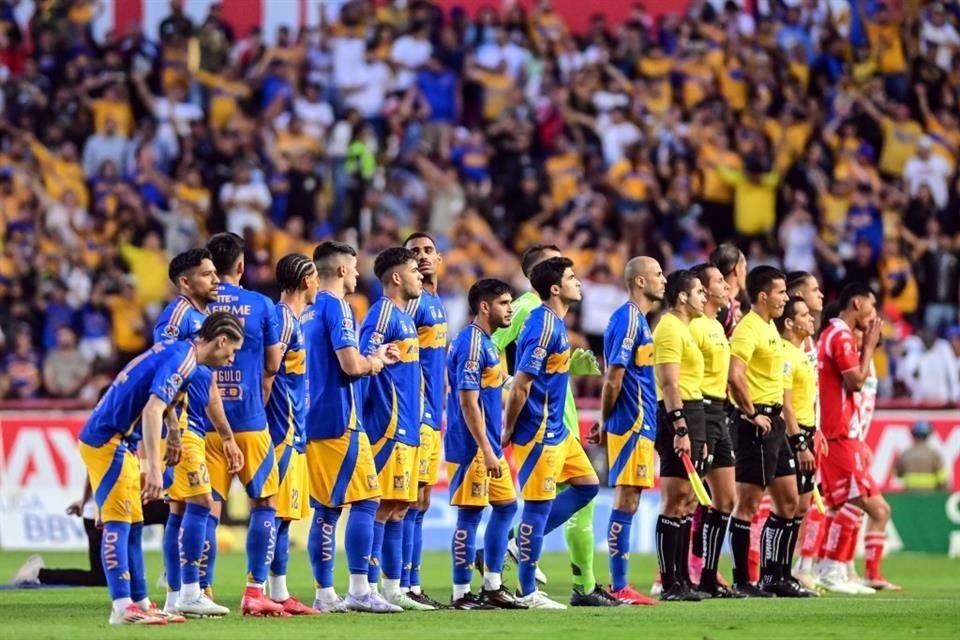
817,318,863,440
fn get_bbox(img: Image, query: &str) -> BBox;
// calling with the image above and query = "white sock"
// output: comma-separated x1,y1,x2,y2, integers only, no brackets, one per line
369,583,379,595
181,582,201,601
349,574,370,597
315,586,338,604
382,578,402,597
452,584,471,600
483,571,502,591
246,581,264,590
113,597,133,614
267,574,289,602
410,585,422,595
135,598,151,611
164,591,179,609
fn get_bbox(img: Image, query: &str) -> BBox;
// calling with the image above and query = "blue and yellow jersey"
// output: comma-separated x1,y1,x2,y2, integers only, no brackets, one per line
266,302,307,453
208,282,280,432
444,323,504,464
153,295,211,438
406,290,447,431
302,291,362,440
602,301,657,440
512,305,571,447
79,341,199,447
358,297,421,447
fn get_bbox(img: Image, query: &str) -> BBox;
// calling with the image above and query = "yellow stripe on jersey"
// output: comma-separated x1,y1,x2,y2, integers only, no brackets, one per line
481,367,503,388
279,307,294,347
284,349,306,375
394,337,420,363
634,342,655,367
545,349,570,374
417,323,448,349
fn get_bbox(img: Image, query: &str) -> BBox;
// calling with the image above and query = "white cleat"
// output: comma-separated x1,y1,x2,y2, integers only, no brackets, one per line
11,554,44,585
313,596,350,613
794,570,820,593
384,590,435,611
818,563,868,595
176,593,231,617
515,590,567,610
506,539,547,585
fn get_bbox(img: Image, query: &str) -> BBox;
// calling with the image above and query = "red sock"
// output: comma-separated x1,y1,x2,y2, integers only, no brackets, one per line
864,531,885,580
748,496,772,583
841,510,864,563
825,504,862,562
816,511,835,561
799,509,825,560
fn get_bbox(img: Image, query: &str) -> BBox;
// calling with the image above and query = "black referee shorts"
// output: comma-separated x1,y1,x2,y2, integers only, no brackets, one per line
703,396,735,473
733,404,786,488
795,425,816,495
656,399,707,478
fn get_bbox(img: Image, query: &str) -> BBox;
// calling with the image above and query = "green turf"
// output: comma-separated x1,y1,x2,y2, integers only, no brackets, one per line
1,550,957,639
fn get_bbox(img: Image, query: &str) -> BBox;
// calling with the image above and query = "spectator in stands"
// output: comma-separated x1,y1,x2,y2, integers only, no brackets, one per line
894,420,948,490
42,327,90,398
219,159,271,236
899,328,960,405
1,325,41,399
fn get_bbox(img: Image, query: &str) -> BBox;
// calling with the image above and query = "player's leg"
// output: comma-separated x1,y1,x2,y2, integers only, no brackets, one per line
764,473,807,596
697,399,736,595
476,456,524,608
162,501,184,611
203,431,232,600
853,494,900,590
791,450,819,592
406,425,442,605
269,447,317,614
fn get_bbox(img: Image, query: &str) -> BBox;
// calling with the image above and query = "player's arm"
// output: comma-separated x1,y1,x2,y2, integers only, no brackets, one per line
840,319,881,392
503,370,534,446
503,313,548,444
263,310,290,401
163,406,182,467
140,394,169,501
206,380,244,473
461,389,501,477
261,297,283,401
727,357,755,418
600,366,626,424
338,304,393,376
599,315,634,430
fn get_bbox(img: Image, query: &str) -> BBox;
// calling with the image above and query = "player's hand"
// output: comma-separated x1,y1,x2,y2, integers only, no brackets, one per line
141,465,163,503
864,446,873,465
674,433,691,458
814,430,829,457
223,437,245,474
65,500,83,516
377,344,400,365
752,414,773,434
482,448,501,478
500,429,513,450
164,439,182,467
368,355,384,375
570,348,601,376
798,447,815,473
863,317,883,350
587,421,606,445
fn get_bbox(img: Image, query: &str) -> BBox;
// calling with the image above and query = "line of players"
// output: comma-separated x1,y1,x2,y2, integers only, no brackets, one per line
76,232,899,625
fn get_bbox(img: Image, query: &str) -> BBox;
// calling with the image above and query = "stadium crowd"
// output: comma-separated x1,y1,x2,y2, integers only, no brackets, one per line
0,0,959,403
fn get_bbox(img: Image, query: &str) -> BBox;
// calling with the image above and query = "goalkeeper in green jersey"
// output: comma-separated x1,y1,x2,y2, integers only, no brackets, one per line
481,244,618,607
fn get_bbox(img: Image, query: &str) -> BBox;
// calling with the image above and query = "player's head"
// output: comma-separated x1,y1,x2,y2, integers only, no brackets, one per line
691,262,729,310
838,281,877,331
277,252,319,303
775,296,814,338
374,247,423,301
404,232,442,279
468,278,513,329
313,241,359,294
746,265,787,318
710,243,746,289
168,248,219,304
530,256,580,304
520,244,562,280
206,232,245,278
787,270,823,315
624,256,666,302
664,269,706,317
197,312,244,367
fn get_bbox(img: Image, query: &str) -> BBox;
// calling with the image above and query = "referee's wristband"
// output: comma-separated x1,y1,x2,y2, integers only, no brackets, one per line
789,433,809,452
668,408,685,423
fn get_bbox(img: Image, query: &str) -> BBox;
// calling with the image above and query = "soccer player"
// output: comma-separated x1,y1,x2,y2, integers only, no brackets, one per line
589,256,663,606
816,283,894,593
153,249,238,617
301,241,400,614
726,266,792,598
359,247,435,611
205,232,285,616
263,254,321,614
78,313,243,625
401,232,448,608
653,270,708,602
688,263,735,597
502,256,601,610
486,244,610,607
774,296,818,597
445,278,526,610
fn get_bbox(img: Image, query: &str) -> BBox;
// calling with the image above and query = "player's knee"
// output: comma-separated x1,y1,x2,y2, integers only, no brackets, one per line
714,494,735,514
492,500,518,517
871,498,891,524
188,494,215,510
613,488,641,513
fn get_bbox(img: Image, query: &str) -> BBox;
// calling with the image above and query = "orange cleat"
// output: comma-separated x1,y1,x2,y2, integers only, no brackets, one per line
276,596,321,615
609,584,659,606
241,587,291,617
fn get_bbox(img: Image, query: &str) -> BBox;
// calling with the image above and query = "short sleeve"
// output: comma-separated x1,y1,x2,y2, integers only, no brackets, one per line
516,312,551,376
150,347,195,405
654,319,683,365
730,320,757,365
782,352,795,391
604,311,634,368
328,299,359,351
456,331,482,392
830,329,860,373
262,297,281,347
359,303,391,357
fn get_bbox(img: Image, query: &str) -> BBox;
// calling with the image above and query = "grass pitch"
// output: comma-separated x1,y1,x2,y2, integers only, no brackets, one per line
0,550,957,639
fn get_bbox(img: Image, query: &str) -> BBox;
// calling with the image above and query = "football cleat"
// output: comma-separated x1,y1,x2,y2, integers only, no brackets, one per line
276,596,320,615
384,589,435,611
505,539,547,585
451,592,497,610
144,601,186,623
408,590,448,609
515,590,566,610
344,591,402,613
480,585,528,609
660,583,705,602
11,554,44,586
570,584,621,607
313,596,350,613
865,577,902,592
241,587,290,616
731,582,774,598
609,584,658,606
176,593,230,617
109,604,168,626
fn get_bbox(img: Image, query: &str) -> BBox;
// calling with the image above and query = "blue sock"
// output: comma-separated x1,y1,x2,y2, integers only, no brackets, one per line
608,508,635,591
200,515,218,590
484,502,517,574
162,513,183,593
452,508,483,587
346,500,377,577
517,501,551,596
411,509,426,588
401,509,417,588
307,508,326,586
368,520,385,584
271,519,291,578
128,522,147,603
382,519,403,580
180,503,210,587
246,506,276,585
308,507,341,588
544,484,599,535
102,521,132,600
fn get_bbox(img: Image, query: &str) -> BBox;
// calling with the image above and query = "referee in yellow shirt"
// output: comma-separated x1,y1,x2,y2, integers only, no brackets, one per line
726,266,794,598
653,270,707,602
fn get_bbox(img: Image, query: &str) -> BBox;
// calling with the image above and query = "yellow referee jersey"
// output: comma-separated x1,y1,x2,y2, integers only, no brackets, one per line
730,311,784,405
782,339,816,426
690,315,730,399
653,312,704,402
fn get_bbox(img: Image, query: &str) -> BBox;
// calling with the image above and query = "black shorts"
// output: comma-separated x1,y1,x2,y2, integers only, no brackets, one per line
656,399,707,479
703,397,735,472
795,426,816,494
774,432,798,479
733,405,787,487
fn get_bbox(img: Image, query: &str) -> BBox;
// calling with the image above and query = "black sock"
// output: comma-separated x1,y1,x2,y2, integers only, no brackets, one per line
676,515,692,586
761,514,790,582
785,517,804,577
701,509,730,586
692,504,708,558
656,515,682,589
729,517,752,586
